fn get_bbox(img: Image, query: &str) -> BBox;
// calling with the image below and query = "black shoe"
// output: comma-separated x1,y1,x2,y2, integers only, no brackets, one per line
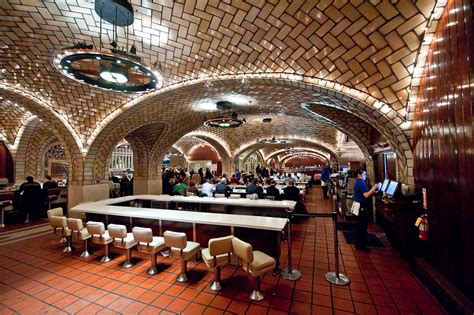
355,246,371,252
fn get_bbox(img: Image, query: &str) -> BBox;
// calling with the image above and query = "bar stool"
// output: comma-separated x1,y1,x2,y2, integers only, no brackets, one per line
46,188,62,210
47,208,72,252
0,191,15,228
132,227,167,275
214,193,226,198
67,218,91,257
86,221,113,262
107,224,137,268
231,237,276,301
201,235,234,291
163,230,200,282
229,194,241,199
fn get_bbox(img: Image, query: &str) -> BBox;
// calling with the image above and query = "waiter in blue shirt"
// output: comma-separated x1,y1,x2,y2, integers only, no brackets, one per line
320,164,331,199
353,169,378,251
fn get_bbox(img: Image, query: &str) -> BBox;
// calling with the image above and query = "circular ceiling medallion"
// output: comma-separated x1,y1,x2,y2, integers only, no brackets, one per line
204,112,245,128
53,49,163,93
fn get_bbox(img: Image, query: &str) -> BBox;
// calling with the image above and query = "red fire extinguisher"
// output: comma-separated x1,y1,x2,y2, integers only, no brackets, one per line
417,214,429,241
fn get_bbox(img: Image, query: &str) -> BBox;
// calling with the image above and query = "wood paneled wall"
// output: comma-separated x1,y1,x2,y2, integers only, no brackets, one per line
0,142,14,183
413,0,473,299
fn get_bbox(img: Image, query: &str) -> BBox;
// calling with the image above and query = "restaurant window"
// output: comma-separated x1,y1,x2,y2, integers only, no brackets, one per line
109,140,134,172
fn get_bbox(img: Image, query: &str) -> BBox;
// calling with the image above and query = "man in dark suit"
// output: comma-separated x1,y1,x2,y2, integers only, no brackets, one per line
282,179,300,202
246,179,264,199
215,178,232,197
283,179,307,217
42,175,58,192
265,180,280,200
19,176,43,221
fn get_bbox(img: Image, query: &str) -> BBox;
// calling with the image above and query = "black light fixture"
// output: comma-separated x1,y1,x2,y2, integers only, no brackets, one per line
204,112,245,128
262,118,272,123
258,137,292,144
52,0,163,93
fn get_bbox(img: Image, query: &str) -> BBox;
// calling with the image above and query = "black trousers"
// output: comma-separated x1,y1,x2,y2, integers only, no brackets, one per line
322,185,328,198
354,207,371,249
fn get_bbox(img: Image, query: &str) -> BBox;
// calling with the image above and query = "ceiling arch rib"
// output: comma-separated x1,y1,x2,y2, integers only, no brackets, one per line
280,153,327,167
237,139,339,166
265,148,331,165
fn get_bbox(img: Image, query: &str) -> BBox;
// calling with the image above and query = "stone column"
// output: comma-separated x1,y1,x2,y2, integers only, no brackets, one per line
67,183,109,214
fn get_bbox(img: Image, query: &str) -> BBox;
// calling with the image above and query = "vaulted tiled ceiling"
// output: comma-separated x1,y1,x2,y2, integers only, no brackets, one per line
0,99,34,144
0,0,438,158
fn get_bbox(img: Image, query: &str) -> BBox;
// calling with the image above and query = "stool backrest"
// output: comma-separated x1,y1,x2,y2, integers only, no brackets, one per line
47,188,62,196
86,221,106,236
209,235,234,257
229,194,241,199
163,230,186,249
132,226,153,243
214,193,226,198
108,224,128,239
50,216,67,228
66,218,83,231
231,237,254,264
47,207,63,220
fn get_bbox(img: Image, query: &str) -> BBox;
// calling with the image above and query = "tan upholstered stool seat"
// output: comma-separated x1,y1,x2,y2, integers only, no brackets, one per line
50,216,72,237
202,249,232,268
137,236,165,253
112,232,137,248
201,235,234,291
232,237,276,301
244,251,276,276
164,230,200,282
108,224,137,268
171,241,200,260
133,227,167,275
67,218,91,257
49,214,73,252
91,230,112,244
86,221,113,262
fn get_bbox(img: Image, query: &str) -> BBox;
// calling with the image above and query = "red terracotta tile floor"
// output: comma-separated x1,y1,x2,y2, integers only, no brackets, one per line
0,187,446,314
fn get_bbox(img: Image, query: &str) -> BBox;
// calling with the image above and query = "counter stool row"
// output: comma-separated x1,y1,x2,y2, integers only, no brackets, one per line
47,207,275,301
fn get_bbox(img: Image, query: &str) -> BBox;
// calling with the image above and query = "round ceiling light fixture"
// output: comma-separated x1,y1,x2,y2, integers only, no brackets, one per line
204,112,246,128
52,0,163,93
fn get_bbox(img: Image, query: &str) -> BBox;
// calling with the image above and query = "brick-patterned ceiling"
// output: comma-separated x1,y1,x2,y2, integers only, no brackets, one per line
0,0,441,163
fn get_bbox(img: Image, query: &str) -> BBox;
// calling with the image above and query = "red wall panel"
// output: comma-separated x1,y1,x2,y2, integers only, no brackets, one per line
413,0,473,298
0,142,14,183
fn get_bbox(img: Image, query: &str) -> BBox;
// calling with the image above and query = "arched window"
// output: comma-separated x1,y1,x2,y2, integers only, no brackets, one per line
109,139,134,171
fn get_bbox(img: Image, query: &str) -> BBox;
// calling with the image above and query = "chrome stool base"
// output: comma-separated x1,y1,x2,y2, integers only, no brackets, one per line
122,261,134,268
210,281,222,291
100,256,111,263
80,250,91,258
249,290,265,301
147,267,158,275
177,273,188,282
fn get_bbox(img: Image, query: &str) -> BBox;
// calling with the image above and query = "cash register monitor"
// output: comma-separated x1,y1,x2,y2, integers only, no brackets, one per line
381,179,390,192
385,180,399,196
